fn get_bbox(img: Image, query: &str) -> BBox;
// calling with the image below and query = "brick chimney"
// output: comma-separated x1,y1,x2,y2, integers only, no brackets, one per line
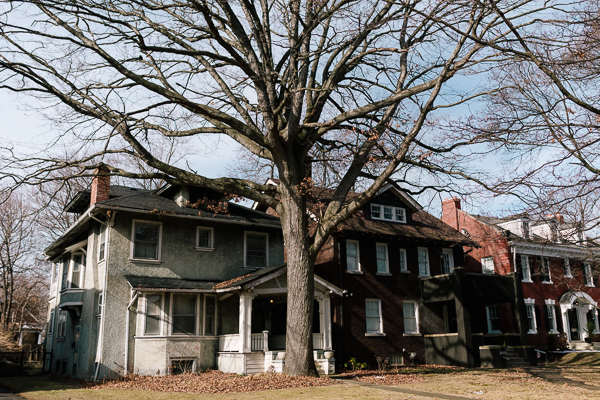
441,197,461,230
555,213,565,224
90,164,110,207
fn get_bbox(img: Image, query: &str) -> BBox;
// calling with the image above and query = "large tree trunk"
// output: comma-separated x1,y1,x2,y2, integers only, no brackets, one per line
280,187,318,376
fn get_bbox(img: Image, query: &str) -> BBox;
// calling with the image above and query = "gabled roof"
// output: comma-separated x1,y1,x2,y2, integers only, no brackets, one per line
125,275,218,292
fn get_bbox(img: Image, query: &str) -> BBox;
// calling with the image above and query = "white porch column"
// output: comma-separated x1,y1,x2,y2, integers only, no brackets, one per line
322,296,332,350
239,292,254,353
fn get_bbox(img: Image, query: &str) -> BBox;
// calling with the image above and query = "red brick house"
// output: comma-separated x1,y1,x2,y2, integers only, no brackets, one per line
441,197,600,349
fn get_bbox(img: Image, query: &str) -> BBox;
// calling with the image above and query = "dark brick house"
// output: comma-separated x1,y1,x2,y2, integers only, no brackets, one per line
442,197,600,349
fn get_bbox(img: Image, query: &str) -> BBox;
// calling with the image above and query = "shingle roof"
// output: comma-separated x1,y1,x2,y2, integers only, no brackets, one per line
213,264,286,290
125,275,218,291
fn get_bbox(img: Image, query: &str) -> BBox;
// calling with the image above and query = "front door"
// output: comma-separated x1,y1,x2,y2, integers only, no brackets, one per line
568,309,580,341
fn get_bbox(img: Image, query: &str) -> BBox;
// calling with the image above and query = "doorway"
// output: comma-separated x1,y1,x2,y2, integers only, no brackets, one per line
567,308,580,341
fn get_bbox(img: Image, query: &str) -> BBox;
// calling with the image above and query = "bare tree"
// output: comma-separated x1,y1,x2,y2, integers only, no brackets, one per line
0,0,554,375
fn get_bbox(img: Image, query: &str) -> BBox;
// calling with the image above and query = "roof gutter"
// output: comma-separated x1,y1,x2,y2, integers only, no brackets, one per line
44,205,97,258
94,205,281,228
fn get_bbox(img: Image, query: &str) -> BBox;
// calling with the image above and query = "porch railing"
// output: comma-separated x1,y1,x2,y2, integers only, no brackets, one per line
313,333,324,350
251,331,269,351
218,334,239,352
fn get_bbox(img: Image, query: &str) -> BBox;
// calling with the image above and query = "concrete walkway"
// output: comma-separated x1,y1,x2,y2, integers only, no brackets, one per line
335,379,481,400
0,387,23,399
526,366,600,391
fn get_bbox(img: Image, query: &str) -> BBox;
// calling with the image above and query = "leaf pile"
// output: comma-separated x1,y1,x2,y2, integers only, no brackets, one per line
87,370,337,393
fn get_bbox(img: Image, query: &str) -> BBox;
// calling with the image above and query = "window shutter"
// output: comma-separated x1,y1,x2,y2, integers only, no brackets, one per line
555,305,563,333
543,305,550,333
534,305,542,332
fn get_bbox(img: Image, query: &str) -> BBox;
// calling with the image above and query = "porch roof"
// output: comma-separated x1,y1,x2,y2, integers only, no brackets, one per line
125,275,219,292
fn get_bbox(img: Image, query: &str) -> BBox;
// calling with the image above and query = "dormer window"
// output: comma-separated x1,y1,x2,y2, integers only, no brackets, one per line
522,220,530,239
371,204,406,223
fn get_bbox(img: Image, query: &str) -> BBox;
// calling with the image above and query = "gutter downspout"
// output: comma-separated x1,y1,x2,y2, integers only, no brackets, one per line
511,244,517,273
94,210,116,381
123,289,139,376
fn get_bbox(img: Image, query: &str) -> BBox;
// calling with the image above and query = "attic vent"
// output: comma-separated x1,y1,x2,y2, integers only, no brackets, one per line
461,229,470,238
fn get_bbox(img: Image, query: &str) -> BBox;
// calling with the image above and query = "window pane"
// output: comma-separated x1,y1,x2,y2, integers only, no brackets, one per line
371,204,381,219
395,208,405,222
173,295,196,335
246,234,267,267
399,250,406,271
383,206,393,220
197,229,211,248
346,242,358,271
418,248,428,275
365,300,381,333
366,317,380,332
134,223,159,259
376,245,387,273
403,302,416,332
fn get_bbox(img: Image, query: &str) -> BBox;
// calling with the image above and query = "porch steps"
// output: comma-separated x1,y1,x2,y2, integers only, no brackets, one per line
503,347,530,368
570,341,593,351
246,353,265,374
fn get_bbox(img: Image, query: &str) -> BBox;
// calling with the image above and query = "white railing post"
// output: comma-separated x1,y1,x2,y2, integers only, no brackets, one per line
239,293,254,353
322,297,332,350
263,330,269,352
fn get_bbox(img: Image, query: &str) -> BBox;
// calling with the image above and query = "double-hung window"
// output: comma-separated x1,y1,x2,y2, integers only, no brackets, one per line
131,221,162,261
57,310,67,338
244,232,268,268
524,299,537,334
584,264,595,287
541,258,552,283
486,305,501,333
98,225,107,262
564,259,572,278
417,248,429,277
145,294,162,335
376,243,389,274
403,301,418,333
70,253,84,289
196,227,214,250
546,300,558,334
370,203,406,223
482,257,495,274
346,240,360,272
172,294,197,335
521,255,532,282
441,248,454,274
61,259,68,291
48,310,55,337
204,295,216,335
365,299,383,334
399,249,408,272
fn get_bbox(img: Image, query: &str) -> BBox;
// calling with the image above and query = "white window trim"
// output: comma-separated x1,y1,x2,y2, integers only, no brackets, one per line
541,257,553,284
486,305,501,334
346,239,362,273
195,226,215,251
169,293,199,336
564,259,573,278
203,294,217,336
57,310,68,339
545,299,558,334
417,247,430,277
144,293,164,336
62,252,86,291
521,255,532,283
375,243,390,275
524,298,537,334
98,224,107,263
130,220,163,263
584,263,595,287
403,300,419,334
48,310,55,336
399,248,409,273
243,231,269,269
370,203,407,224
441,248,454,274
365,298,384,336
482,256,495,275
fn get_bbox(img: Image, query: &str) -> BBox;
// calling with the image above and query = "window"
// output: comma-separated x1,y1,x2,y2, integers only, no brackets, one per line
546,300,558,334
521,255,531,282
522,220,530,239
461,228,470,238
564,259,572,278
482,257,494,274
441,248,454,274
399,249,408,272
365,299,383,334
417,247,430,277
486,305,501,333
541,257,552,283
98,292,104,316
370,203,406,223
376,243,389,274
584,264,594,287
196,227,214,250
171,359,195,375
346,240,360,272
57,310,68,338
145,294,162,335
403,301,418,333
525,299,537,334
131,221,162,261
172,294,197,335
204,295,216,335
61,259,68,291
98,225,107,262
244,232,268,268
48,310,55,336
51,263,58,284
70,253,84,289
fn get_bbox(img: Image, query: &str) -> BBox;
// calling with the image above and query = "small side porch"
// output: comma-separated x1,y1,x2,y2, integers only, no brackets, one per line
215,265,341,375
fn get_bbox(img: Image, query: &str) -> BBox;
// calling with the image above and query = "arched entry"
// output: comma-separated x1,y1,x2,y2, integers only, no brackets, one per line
559,291,599,342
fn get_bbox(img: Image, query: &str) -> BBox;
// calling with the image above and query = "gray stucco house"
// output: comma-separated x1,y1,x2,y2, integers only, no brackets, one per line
44,168,340,379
